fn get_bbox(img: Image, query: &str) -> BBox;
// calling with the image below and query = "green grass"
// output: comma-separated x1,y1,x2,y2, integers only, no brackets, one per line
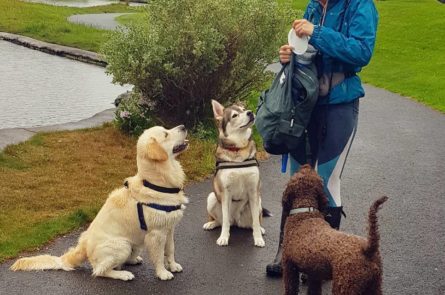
0,0,136,52
115,11,143,25
281,0,445,112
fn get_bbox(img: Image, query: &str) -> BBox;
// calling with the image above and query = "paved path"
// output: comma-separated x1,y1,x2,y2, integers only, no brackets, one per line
0,85,444,294
68,13,131,30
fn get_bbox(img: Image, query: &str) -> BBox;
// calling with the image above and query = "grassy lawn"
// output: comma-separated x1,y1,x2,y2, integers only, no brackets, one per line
284,0,445,112
115,10,143,25
0,124,216,262
0,0,136,52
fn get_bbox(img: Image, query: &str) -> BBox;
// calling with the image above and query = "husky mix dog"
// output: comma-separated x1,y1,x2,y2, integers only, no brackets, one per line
203,100,265,247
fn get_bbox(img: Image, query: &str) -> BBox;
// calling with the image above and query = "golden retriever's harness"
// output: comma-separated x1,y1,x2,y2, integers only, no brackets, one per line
124,180,184,231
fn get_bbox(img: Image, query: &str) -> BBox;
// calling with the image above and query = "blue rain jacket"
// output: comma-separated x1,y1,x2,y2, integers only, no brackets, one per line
304,0,378,104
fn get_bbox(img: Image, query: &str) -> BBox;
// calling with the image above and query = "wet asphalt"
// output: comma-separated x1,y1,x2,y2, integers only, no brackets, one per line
0,85,444,294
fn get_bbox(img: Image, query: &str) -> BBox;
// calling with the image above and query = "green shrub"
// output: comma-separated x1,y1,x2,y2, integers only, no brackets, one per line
103,0,294,128
114,92,155,136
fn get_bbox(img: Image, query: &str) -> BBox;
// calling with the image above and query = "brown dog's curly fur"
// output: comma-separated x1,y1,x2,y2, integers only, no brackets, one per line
282,164,387,295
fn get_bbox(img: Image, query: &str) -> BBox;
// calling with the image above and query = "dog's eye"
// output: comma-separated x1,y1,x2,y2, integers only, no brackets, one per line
232,113,238,118
164,132,168,138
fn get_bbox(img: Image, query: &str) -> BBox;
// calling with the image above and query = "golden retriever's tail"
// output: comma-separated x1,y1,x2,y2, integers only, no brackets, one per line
10,235,87,272
363,196,388,258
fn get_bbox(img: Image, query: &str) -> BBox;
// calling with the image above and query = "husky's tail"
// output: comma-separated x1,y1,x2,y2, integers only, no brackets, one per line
262,208,273,217
10,234,87,272
363,196,388,258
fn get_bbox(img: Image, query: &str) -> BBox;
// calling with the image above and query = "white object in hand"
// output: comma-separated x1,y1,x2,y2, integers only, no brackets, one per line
288,28,309,55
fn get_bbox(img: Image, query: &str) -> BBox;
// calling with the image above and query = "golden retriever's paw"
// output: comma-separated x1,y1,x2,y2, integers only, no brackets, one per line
127,256,143,265
254,237,265,247
116,270,135,281
157,269,174,281
203,221,219,230
216,235,229,246
168,262,183,273
260,227,266,235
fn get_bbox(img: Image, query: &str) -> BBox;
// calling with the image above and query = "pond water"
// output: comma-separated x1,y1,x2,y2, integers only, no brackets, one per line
25,0,119,7
0,41,131,129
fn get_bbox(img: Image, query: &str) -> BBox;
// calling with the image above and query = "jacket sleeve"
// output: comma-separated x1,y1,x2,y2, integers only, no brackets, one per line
309,0,378,67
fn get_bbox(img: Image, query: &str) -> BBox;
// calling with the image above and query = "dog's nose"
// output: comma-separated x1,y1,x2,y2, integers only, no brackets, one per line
247,111,254,118
178,125,186,132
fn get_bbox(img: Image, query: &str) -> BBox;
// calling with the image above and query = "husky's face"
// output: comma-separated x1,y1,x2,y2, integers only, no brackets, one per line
137,125,188,161
211,100,254,141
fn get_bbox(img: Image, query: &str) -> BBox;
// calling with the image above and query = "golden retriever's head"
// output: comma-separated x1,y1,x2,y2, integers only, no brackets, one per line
282,164,328,211
137,125,188,162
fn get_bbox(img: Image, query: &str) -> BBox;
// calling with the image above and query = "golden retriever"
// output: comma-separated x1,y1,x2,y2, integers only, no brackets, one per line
11,125,189,281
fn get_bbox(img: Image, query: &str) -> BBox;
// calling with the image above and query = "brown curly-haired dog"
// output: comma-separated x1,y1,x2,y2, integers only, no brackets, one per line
282,164,387,295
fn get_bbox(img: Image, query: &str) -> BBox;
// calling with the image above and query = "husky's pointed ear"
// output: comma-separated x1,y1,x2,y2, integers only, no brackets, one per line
211,100,224,121
146,138,168,161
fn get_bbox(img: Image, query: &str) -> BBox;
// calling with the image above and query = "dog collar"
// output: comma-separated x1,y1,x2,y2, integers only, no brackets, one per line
289,207,319,215
142,179,182,194
223,145,242,152
137,202,184,231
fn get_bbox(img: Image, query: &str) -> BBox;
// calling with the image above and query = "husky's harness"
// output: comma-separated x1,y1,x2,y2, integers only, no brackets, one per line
215,158,259,174
124,180,184,231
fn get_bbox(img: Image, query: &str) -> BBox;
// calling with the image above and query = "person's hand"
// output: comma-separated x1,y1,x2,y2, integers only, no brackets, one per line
279,44,293,64
292,19,315,37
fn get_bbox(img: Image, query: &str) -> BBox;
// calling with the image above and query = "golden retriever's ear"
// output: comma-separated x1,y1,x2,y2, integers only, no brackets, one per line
146,139,168,161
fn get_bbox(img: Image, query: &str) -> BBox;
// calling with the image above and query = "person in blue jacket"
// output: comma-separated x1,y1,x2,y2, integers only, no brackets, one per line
266,0,378,277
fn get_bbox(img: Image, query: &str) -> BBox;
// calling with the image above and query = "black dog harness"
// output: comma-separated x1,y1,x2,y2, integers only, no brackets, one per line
124,180,183,231
215,158,259,175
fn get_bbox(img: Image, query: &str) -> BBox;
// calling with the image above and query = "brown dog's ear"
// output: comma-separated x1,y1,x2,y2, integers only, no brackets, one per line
282,184,294,211
316,185,329,210
146,139,168,161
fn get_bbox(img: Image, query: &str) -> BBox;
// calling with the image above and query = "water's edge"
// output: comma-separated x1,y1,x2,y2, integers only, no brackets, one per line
0,32,106,67
0,33,118,150
0,108,115,150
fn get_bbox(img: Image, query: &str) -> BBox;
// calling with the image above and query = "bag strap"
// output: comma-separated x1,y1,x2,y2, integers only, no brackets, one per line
321,0,352,140
326,0,352,96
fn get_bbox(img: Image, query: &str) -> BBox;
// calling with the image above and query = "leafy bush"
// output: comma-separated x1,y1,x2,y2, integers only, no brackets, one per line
114,92,155,136
103,0,294,128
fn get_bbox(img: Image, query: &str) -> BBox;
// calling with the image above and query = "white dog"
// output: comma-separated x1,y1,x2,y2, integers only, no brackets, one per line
203,100,265,247
11,125,189,281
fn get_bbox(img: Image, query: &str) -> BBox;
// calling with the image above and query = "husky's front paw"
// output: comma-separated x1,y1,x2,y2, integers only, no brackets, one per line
254,237,265,247
216,235,229,246
157,269,174,281
203,221,219,230
168,262,183,273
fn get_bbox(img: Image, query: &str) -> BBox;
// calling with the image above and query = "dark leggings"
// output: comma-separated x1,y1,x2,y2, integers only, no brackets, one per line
289,99,359,207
